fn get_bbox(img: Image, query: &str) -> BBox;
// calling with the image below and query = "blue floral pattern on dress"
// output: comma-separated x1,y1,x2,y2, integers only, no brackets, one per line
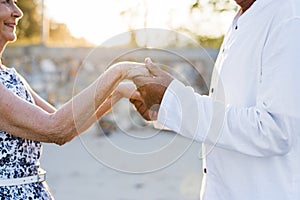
0,68,54,200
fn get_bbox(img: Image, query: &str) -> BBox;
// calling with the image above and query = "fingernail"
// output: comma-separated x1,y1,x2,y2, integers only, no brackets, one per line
145,57,151,64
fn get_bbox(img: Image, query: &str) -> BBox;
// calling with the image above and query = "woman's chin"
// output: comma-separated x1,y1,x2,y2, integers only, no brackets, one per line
5,32,18,43
7,36,17,44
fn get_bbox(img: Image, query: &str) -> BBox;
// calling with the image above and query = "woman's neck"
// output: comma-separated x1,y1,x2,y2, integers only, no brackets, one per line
0,44,5,66
0,53,2,66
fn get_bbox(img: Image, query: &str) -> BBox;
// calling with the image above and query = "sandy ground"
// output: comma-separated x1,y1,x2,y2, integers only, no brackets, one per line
40,125,203,200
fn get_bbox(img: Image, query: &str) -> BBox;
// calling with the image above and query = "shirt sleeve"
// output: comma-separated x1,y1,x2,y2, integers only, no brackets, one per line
157,18,300,157
157,79,213,142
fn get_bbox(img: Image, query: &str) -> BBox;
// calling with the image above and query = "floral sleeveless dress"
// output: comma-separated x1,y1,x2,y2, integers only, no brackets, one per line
0,68,54,199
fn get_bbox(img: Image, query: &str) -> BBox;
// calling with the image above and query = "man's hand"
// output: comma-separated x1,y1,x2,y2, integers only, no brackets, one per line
129,98,155,121
130,58,173,120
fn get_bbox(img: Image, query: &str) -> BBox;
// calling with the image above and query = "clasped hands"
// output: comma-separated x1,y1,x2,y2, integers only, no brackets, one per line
119,57,174,121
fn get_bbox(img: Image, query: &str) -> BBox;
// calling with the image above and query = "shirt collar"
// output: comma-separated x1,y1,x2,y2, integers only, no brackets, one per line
234,0,276,27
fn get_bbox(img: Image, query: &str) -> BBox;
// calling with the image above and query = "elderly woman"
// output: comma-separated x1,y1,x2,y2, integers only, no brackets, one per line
0,0,148,199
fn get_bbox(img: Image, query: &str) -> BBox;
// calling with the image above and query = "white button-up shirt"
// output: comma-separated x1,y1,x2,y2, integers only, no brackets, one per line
157,0,300,199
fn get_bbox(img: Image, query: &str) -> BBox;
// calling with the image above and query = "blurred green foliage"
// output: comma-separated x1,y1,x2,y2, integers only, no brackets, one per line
15,0,41,44
13,0,235,48
188,0,236,48
47,22,93,47
191,0,236,12
14,0,91,46
195,35,225,49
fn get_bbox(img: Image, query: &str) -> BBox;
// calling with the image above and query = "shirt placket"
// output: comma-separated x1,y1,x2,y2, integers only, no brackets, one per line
209,13,240,100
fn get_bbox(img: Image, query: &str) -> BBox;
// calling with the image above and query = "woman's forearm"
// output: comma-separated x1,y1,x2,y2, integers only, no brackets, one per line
0,62,147,145
78,92,122,133
46,62,146,144
76,82,139,134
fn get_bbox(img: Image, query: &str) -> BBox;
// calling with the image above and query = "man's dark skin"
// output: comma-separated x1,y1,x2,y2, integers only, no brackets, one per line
130,0,256,121
235,0,256,14
130,58,173,121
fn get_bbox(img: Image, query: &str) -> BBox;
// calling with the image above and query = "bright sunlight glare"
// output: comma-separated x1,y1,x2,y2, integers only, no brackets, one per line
44,0,236,46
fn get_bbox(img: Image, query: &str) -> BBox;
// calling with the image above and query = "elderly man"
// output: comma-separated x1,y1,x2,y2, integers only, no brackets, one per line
131,0,300,199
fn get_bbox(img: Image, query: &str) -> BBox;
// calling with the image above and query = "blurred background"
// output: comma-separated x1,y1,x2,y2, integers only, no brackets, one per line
3,0,238,199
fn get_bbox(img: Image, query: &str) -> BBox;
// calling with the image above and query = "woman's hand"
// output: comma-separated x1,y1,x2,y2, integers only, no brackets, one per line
110,61,151,80
114,82,156,121
114,82,141,100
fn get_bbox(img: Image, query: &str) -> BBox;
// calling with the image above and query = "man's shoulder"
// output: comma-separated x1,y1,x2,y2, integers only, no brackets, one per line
262,0,300,30
275,0,300,18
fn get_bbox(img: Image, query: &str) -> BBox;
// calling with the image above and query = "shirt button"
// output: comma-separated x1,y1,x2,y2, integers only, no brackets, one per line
210,88,214,93
203,168,207,174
